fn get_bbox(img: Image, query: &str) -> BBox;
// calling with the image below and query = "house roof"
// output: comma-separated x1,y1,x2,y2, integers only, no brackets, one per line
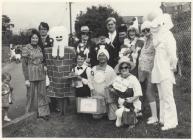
162,2,189,7
122,16,143,24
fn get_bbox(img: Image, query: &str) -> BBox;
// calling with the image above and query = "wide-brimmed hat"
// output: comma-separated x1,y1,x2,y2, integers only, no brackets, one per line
141,21,152,30
115,56,136,72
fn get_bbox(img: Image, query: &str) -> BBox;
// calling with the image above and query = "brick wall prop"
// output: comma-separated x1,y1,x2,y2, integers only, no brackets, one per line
45,47,76,98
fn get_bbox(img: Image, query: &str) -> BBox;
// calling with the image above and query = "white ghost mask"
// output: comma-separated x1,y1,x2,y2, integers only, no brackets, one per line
49,26,68,58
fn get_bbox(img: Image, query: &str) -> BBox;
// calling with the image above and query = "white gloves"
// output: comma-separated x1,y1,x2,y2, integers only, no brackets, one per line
82,78,88,85
25,80,30,87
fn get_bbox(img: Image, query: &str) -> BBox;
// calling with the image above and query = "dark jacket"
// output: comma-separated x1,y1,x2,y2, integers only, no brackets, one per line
105,32,121,68
89,42,112,67
40,35,53,65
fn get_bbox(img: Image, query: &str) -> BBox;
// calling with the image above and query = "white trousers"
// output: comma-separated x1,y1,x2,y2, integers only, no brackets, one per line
157,79,178,127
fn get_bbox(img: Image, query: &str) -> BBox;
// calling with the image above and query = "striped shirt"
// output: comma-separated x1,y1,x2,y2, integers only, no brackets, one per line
22,44,45,81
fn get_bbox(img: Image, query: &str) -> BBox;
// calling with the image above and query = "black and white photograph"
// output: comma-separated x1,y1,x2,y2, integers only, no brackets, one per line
1,0,191,138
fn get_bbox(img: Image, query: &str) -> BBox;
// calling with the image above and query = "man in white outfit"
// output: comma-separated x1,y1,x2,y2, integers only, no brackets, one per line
147,8,178,131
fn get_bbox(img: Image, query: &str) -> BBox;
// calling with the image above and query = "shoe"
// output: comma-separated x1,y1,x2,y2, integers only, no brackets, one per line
4,116,11,122
43,116,49,121
115,118,122,127
38,116,49,121
147,116,154,121
147,117,158,124
136,111,142,117
128,125,135,130
159,122,164,126
161,125,177,131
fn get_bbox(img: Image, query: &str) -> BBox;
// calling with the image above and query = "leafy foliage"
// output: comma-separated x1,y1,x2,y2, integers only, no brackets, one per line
75,5,124,38
11,28,36,45
2,15,14,44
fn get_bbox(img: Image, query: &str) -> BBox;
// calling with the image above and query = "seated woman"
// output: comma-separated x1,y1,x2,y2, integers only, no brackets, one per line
110,56,142,128
89,48,117,120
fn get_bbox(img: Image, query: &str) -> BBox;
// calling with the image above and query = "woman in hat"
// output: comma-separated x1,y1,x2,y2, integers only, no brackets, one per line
90,31,112,67
110,56,142,127
22,29,50,120
138,21,158,124
89,48,117,120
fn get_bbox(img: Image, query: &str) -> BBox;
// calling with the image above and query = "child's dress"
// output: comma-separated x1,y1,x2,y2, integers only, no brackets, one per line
72,64,91,97
2,83,12,108
76,42,91,66
122,38,144,77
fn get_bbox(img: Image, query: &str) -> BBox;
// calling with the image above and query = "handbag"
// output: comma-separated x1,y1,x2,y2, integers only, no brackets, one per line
122,109,137,126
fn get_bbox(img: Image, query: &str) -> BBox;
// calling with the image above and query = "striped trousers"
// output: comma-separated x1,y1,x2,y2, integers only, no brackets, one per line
26,80,50,117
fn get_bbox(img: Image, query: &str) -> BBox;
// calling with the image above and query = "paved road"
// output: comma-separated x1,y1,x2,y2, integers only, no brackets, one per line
2,62,27,119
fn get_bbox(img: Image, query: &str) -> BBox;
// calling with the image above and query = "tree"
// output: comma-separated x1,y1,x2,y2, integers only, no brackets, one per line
2,15,14,44
75,5,124,38
2,15,11,31
11,28,36,45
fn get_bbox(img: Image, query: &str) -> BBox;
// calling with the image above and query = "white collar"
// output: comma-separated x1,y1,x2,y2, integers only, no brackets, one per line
41,35,47,40
75,64,87,75
108,30,117,42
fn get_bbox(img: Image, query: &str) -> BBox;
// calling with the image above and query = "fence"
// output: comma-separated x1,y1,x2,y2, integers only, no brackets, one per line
172,21,191,93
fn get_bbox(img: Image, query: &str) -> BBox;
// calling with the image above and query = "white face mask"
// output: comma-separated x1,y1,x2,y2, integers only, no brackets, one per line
150,25,160,34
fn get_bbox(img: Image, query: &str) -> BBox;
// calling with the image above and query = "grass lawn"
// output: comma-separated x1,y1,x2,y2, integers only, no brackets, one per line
7,83,191,138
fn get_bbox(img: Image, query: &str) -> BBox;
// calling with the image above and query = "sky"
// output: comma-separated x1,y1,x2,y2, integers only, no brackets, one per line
2,0,163,34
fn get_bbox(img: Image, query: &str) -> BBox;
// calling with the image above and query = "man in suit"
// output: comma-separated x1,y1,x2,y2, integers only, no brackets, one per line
105,17,121,68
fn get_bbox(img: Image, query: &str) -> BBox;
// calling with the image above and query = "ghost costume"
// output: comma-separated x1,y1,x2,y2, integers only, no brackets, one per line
149,12,178,129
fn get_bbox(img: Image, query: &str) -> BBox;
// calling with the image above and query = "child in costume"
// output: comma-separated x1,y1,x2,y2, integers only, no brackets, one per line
76,26,95,66
117,23,144,77
71,52,92,97
2,72,13,122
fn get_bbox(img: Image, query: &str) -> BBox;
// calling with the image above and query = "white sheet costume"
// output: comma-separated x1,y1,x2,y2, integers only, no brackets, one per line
148,8,178,130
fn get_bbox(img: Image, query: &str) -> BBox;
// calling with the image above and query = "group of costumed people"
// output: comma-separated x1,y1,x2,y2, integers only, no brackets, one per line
3,7,176,131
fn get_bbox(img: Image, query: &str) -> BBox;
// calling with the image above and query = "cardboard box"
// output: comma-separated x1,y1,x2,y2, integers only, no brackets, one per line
77,97,107,114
